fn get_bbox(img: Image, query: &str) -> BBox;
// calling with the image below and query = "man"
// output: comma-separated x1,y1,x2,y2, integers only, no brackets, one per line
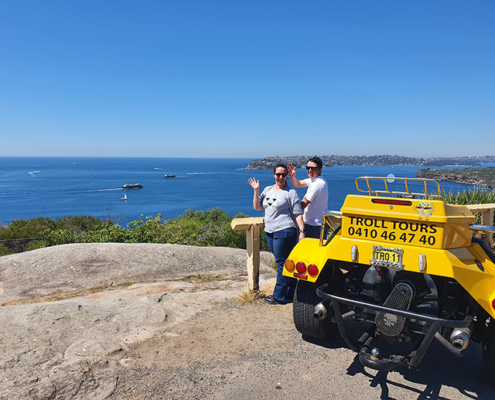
287,157,328,239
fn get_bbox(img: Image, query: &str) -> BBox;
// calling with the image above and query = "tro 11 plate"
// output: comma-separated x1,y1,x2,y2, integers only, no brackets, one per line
371,245,404,270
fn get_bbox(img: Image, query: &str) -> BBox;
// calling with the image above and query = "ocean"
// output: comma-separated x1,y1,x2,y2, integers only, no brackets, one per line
0,157,489,227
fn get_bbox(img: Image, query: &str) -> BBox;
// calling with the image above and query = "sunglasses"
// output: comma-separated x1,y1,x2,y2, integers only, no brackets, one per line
275,173,287,178
306,166,319,171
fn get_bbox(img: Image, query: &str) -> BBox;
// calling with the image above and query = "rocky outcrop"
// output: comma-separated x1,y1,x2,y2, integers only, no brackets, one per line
416,167,495,187
0,243,275,399
0,243,274,305
418,173,484,185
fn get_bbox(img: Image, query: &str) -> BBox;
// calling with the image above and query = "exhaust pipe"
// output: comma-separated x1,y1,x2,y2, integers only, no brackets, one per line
314,302,327,320
450,324,473,351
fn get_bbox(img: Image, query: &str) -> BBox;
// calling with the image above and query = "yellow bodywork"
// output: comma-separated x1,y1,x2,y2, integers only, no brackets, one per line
283,193,495,318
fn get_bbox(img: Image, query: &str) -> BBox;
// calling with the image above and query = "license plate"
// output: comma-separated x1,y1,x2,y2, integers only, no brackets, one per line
371,246,404,270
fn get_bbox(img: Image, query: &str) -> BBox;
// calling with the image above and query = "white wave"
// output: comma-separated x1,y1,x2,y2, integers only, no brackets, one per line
83,188,123,192
154,168,161,170
187,172,209,175
28,171,40,177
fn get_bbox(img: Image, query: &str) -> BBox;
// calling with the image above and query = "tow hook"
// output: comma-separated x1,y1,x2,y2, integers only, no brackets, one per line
358,336,405,371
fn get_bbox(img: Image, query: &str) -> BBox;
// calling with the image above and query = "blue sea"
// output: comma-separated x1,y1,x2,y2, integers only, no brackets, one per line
0,157,491,227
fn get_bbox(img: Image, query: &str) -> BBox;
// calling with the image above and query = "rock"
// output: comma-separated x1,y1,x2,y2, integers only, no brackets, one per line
0,243,275,304
0,243,276,400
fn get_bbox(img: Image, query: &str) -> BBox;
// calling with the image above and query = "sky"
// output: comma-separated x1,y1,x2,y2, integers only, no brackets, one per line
0,1,494,159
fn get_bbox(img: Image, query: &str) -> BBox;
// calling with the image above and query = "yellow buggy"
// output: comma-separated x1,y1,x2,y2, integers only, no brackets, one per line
283,176,495,383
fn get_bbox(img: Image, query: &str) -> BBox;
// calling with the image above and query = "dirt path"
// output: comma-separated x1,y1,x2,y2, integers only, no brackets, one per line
110,295,494,400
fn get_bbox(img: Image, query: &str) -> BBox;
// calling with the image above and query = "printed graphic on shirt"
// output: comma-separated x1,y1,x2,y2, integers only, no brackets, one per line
266,197,278,207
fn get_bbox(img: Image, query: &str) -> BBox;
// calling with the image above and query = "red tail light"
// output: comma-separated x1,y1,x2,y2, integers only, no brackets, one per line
296,262,307,274
307,264,319,276
372,198,412,206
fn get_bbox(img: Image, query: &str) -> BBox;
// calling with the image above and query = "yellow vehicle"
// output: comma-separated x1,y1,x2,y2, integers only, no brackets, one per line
283,176,495,383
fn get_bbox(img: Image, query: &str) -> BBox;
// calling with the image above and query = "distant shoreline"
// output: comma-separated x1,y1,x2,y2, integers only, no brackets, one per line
244,155,495,170
416,167,495,188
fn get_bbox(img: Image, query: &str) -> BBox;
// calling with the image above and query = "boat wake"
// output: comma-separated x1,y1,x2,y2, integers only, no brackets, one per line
28,171,40,177
82,188,123,192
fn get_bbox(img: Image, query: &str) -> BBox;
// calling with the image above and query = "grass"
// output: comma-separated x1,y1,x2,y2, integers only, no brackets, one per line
234,280,276,304
1,290,84,306
87,285,106,293
180,274,230,284
117,281,137,287
1,280,140,307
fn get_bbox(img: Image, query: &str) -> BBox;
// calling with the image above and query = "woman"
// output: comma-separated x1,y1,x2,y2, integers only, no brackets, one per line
248,164,305,304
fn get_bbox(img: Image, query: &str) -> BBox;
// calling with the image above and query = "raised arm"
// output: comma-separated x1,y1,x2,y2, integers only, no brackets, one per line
287,163,308,189
247,177,263,211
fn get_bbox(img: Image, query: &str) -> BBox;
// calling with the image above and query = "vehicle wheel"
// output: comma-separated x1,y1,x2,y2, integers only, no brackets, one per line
293,279,338,341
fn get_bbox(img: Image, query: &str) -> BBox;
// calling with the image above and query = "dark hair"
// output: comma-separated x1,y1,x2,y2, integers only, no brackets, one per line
273,163,288,174
308,157,322,169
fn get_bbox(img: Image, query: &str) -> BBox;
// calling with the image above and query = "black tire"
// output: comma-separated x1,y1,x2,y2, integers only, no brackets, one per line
293,279,338,341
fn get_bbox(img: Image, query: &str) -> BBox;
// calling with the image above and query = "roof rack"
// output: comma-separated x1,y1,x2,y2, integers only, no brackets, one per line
355,176,441,199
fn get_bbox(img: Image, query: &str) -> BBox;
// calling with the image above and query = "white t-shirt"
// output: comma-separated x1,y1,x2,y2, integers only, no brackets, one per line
303,176,329,226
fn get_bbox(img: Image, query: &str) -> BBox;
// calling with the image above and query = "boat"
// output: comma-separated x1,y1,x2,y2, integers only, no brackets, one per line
122,183,143,189
164,174,176,178
121,194,127,201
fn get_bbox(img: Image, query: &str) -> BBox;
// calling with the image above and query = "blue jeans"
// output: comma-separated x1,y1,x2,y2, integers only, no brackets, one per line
265,227,298,302
305,224,321,239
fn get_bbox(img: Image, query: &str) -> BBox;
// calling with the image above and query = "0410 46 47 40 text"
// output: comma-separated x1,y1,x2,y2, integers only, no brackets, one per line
344,216,439,247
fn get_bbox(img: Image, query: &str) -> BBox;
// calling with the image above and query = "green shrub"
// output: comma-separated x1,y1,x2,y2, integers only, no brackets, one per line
1,208,271,254
0,215,113,240
440,186,495,206
25,240,47,251
441,186,495,225
0,217,55,240
0,244,11,256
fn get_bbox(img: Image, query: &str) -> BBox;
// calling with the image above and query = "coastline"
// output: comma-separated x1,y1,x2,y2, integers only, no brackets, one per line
244,155,495,170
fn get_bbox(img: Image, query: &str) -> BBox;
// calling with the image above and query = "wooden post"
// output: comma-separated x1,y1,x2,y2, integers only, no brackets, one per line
466,204,495,246
231,217,265,292
482,208,495,246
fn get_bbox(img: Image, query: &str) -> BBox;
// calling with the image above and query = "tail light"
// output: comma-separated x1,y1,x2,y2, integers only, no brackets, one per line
372,198,412,206
307,264,319,276
296,262,307,274
284,259,295,272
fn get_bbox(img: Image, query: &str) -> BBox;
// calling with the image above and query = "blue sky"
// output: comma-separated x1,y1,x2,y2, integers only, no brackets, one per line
1,1,494,158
